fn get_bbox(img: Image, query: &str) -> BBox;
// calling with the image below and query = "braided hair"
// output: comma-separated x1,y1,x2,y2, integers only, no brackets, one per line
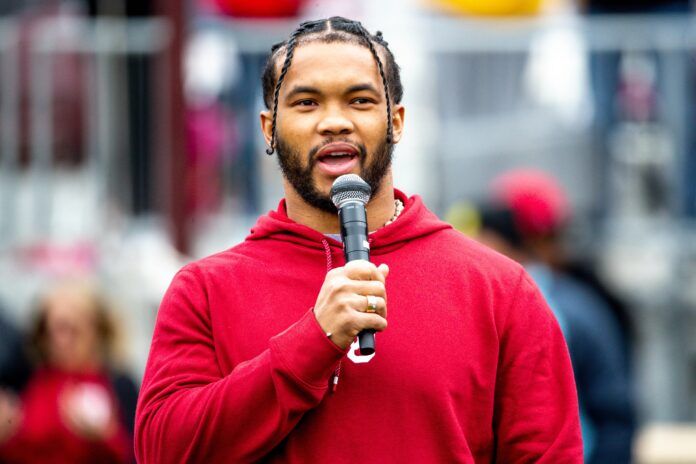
261,17,403,155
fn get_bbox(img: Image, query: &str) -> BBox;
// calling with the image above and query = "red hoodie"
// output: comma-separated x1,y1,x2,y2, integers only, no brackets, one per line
135,190,582,463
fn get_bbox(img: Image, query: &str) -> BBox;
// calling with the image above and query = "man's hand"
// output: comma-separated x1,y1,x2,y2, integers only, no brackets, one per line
313,260,389,350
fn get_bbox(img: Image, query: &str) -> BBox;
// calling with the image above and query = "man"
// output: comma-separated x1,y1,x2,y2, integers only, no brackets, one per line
135,17,582,463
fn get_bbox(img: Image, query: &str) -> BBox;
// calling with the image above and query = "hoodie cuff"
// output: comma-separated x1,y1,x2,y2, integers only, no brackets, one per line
269,308,348,390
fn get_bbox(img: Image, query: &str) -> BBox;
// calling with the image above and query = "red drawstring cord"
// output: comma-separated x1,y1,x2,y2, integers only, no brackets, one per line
321,238,333,272
321,239,342,393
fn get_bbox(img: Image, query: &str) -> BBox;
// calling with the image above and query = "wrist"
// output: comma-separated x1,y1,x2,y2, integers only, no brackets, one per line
313,308,348,349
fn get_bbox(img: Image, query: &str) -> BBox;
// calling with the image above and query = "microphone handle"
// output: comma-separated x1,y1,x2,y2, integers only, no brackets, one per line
338,202,376,356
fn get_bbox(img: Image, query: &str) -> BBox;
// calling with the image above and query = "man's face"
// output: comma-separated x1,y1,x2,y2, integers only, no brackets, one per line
261,41,404,212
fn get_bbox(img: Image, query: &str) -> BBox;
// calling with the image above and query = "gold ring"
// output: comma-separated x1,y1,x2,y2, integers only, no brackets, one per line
366,295,378,313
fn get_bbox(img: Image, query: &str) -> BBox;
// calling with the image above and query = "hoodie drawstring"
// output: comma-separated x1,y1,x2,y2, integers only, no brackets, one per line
321,239,333,273
321,239,342,393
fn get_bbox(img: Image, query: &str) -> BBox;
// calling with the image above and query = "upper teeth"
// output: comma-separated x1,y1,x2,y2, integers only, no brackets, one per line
330,152,351,156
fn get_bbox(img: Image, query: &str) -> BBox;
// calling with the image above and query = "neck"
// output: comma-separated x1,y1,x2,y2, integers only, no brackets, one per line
284,172,396,234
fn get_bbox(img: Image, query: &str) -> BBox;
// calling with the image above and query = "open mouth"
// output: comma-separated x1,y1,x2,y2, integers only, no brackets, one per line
318,151,358,165
315,143,360,175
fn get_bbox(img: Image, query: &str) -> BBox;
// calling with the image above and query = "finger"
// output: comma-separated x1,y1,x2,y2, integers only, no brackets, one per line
377,263,389,281
343,280,386,299
347,294,387,319
326,266,345,279
370,264,386,284
362,295,387,319
353,311,388,333
344,260,380,281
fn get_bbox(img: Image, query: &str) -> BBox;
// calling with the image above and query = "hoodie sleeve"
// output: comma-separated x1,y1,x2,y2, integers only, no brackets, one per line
135,267,346,463
493,271,584,462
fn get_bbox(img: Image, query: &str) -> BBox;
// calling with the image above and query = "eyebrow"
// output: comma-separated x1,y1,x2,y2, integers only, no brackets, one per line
345,83,380,95
285,85,321,100
284,83,381,101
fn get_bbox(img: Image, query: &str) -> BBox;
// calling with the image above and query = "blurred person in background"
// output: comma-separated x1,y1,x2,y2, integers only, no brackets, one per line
489,169,635,358
460,169,635,463
0,280,137,464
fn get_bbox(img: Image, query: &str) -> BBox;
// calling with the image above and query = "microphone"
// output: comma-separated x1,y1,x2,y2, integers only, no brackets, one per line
330,174,376,356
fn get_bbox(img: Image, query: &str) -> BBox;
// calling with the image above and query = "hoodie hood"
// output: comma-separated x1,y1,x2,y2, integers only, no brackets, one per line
246,189,452,256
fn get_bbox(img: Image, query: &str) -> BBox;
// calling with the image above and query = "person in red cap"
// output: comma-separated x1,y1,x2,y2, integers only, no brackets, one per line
492,169,571,238
474,168,636,464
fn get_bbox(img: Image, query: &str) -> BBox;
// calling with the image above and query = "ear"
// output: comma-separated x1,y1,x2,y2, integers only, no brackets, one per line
260,109,273,147
390,104,405,144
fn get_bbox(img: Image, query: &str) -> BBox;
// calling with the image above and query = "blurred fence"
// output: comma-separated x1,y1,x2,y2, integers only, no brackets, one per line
0,16,170,245
1,13,696,433
0,15,176,379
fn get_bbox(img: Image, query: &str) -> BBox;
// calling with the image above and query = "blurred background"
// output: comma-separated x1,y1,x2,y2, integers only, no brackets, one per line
1,0,695,462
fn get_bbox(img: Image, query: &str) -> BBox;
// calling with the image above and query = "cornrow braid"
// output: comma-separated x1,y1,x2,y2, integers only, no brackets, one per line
262,17,403,155
354,24,393,145
265,21,315,155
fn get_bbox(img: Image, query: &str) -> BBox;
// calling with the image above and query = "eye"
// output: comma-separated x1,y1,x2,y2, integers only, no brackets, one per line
351,97,375,105
294,99,317,107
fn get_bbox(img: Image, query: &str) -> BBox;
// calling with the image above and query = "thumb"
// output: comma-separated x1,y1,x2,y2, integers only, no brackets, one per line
378,263,390,279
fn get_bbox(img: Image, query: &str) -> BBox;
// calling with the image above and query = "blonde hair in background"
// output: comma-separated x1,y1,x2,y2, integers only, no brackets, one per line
28,278,127,370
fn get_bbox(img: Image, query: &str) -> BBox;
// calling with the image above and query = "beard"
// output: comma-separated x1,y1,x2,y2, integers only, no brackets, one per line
275,135,394,214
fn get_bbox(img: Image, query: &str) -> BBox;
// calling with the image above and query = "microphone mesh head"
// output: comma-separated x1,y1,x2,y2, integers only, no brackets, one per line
331,174,372,208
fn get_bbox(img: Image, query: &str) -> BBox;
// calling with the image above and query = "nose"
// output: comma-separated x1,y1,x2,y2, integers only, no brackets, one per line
316,107,354,136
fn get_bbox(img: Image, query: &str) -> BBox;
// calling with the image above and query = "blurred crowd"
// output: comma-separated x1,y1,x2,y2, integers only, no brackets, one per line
1,0,696,462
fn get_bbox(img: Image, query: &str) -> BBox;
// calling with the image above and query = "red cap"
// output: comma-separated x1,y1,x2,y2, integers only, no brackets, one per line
491,169,571,237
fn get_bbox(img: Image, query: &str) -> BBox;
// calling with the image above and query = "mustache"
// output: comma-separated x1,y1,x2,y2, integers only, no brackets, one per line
308,138,367,164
